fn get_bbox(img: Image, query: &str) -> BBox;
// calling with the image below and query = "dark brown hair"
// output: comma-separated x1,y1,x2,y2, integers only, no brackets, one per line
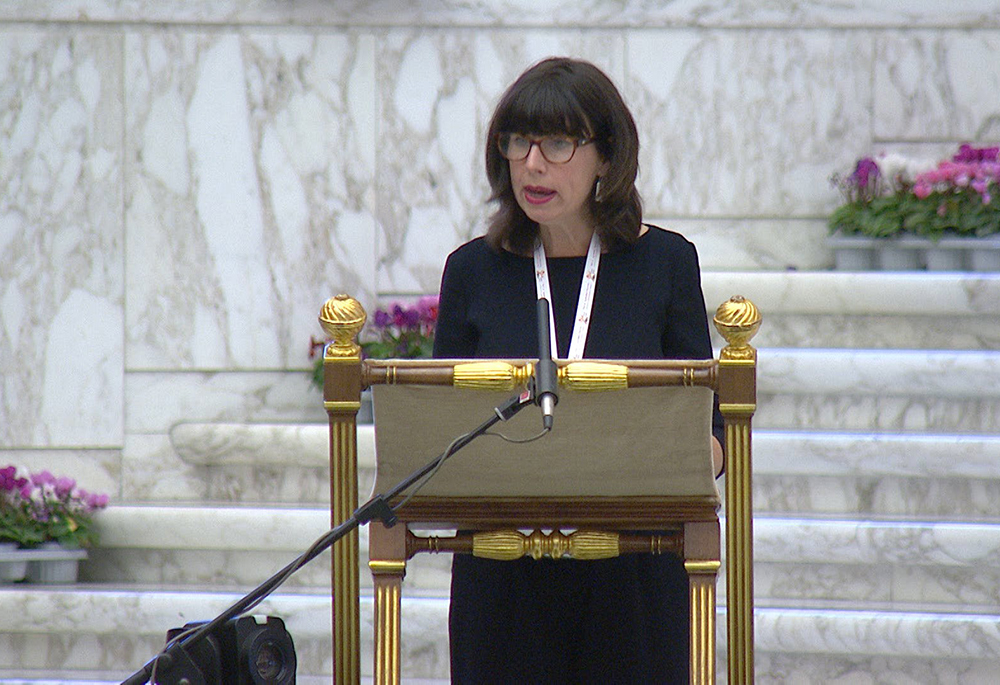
484,57,642,254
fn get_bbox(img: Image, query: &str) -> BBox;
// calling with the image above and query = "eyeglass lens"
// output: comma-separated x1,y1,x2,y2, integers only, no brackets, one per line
498,134,582,164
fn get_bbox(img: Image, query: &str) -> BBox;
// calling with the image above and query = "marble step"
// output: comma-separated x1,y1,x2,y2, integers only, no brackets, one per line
3,586,999,682
80,505,1000,613
701,271,1000,351
0,587,449,682
168,422,1000,518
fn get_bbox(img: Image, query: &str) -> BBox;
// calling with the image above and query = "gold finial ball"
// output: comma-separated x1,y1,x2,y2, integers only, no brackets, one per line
713,295,762,349
319,294,367,356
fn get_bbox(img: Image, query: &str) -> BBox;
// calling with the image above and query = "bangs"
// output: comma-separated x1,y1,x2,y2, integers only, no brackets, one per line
494,77,594,138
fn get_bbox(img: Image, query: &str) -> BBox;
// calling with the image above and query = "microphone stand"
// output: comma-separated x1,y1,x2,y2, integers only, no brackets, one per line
121,390,535,685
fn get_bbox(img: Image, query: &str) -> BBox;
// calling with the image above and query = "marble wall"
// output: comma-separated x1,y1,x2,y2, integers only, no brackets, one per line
1,1,999,502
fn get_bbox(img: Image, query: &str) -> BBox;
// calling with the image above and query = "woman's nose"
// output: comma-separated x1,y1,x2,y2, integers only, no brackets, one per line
524,142,547,170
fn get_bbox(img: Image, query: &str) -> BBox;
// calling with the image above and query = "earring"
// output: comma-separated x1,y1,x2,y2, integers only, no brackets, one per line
595,177,604,202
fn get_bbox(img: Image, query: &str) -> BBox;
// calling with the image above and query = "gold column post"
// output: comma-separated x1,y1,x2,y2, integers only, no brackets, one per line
713,296,762,685
684,519,721,685
319,295,367,685
369,522,407,685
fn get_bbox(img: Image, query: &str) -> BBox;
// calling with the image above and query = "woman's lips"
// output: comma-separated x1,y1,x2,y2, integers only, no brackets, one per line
524,185,556,205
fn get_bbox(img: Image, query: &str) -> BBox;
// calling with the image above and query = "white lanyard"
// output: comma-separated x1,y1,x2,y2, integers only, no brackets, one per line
532,232,601,360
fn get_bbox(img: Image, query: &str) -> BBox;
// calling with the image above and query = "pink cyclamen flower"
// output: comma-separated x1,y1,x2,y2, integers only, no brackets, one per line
913,183,933,199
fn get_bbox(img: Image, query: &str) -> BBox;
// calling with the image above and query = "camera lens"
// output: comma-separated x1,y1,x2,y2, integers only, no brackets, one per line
253,641,285,680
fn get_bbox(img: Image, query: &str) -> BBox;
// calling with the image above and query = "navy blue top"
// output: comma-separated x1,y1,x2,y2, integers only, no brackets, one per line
434,224,724,444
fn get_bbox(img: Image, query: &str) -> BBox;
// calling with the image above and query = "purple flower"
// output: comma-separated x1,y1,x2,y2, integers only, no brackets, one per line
402,308,420,329
416,296,439,325
954,144,1000,163
31,470,55,487
851,157,880,190
55,476,76,498
1,465,23,492
373,309,392,329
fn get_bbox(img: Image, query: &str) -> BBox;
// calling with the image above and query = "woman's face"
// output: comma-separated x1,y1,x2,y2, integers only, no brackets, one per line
507,133,607,236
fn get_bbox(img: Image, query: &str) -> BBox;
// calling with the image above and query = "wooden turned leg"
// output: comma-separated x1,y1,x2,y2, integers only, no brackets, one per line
369,521,407,685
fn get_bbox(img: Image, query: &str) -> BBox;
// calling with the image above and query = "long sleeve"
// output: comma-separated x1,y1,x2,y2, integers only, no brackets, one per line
433,246,478,358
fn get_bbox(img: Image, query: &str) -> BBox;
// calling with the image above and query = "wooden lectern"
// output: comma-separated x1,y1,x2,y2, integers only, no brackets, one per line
319,294,760,685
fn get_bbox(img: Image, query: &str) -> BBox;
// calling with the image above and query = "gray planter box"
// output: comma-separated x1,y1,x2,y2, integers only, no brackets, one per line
828,234,1000,272
0,543,87,584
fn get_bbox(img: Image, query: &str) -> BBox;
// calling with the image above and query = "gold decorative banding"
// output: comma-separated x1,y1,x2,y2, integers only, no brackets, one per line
684,560,722,574
325,400,362,412
683,367,695,387
369,560,407,575
453,361,532,390
472,529,620,561
559,362,629,391
719,402,757,415
718,357,757,367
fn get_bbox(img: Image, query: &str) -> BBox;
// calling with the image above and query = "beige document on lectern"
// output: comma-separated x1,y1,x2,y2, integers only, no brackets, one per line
370,384,719,501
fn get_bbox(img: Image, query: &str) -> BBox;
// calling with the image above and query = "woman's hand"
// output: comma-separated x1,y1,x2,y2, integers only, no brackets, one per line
712,437,725,479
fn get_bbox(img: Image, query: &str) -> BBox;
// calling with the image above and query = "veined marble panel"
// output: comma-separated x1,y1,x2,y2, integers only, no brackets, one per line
84,547,335,589
745,607,1000,659
756,653,1000,685
121,433,208,502
0,32,124,448
729,312,1000,351
755,431,1000,479
126,371,324,434
625,30,873,218
125,31,377,370
875,30,1000,141
751,518,1000,568
752,560,1000,615
5,1,1000,29
755,473,1000,518
758,349,1000,399
757,393,1000,433
659,218,833,271
374,29,625,293
702,272,1000,317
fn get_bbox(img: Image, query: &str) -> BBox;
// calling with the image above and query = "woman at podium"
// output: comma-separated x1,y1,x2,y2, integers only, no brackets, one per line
433,57,725,684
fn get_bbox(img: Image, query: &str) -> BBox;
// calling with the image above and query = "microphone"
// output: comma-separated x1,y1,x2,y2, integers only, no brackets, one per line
535,298,559,430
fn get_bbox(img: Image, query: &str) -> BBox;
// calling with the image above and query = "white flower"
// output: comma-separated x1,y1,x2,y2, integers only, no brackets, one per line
875,152,936,192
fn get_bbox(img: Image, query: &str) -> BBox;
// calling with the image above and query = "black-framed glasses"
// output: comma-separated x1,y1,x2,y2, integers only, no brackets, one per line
497,133,592,164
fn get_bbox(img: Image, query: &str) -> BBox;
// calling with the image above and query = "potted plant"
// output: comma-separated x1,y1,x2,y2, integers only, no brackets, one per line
1,465,109,583
310,296,438,422
1,465,43,582
829,144,1000,270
